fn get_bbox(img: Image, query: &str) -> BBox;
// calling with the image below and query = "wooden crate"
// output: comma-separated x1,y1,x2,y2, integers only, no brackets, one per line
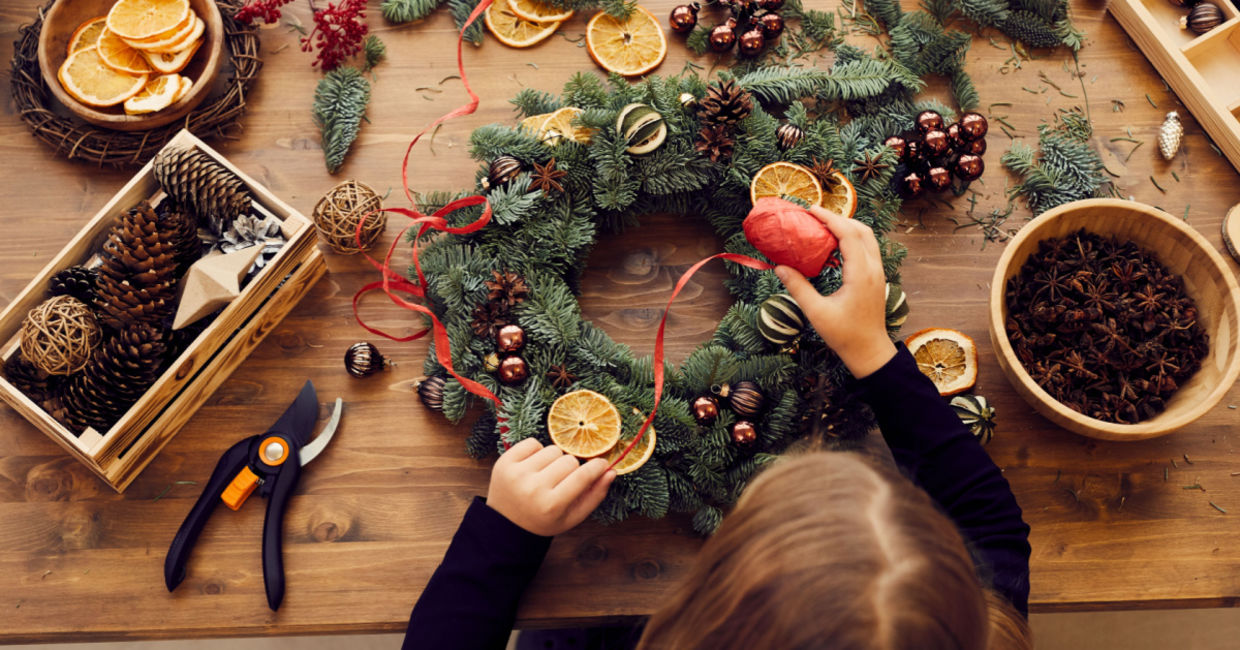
0,130,326,492
1109,0,1240,173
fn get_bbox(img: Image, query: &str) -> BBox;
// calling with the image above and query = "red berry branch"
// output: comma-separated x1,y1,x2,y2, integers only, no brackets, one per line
235,0,368,71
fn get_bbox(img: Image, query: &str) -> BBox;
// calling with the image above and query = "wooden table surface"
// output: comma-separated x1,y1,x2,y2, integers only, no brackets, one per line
3,0,1240,642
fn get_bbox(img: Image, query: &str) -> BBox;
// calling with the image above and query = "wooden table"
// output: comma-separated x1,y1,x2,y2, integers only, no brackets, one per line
3,0,1240,642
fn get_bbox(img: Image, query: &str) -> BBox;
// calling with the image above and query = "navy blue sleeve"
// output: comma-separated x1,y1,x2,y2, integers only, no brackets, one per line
856,344,1032,616
403,496,552,649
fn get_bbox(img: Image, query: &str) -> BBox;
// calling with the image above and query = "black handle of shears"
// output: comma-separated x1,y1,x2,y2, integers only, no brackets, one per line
262,454,301,611
164,437,253,593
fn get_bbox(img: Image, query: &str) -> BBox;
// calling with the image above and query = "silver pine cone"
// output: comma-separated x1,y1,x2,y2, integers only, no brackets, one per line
1158,112,1183,161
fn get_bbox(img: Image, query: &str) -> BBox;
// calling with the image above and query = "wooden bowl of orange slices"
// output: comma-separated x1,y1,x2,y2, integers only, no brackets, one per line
37,0,223,131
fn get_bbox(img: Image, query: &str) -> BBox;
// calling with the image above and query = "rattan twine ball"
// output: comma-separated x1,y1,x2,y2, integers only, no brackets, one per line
313,180,386,254
20,296,101,376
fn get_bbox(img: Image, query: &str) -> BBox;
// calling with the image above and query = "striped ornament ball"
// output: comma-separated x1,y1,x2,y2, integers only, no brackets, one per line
758,293,805,346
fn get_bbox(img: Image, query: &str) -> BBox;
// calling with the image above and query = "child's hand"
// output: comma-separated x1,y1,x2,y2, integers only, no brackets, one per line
486,438,617,537
775,205,897,379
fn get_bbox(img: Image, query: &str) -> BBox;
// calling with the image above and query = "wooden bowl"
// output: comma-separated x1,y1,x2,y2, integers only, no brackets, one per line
36,0,223,131
989,199,1240,440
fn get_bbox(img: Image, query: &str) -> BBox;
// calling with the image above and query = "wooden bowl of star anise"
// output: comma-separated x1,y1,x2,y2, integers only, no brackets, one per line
989,199,1240,441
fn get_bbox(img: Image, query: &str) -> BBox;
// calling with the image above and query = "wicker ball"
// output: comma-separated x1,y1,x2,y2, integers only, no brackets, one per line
312,180,386,254
20,296,101,376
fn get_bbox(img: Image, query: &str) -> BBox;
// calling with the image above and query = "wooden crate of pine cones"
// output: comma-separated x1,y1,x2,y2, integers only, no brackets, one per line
0,130,326,492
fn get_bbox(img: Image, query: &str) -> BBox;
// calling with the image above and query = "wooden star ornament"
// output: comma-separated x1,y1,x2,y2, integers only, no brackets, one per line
172,246,264,329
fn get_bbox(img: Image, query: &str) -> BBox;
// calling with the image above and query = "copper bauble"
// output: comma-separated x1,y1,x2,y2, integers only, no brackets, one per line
496,323,526,353
417,375,446,412
709,24,737,52
915,110,944,134
922,129,950,157
946,122,967,150
899,171,925,199
964,137,987,156
884,135,907,161
958,112,988,141
727,380,766,417
692,395,720,424
901,139,923,166
731,420,758,444
758,0,784,9
486,155,522,189
954,154,985,182
1184,2,1223,34
759,12,784,39
926,167,953,193
738,27,766,57
498,355,529,385
345,342,388,378
669,3,699,33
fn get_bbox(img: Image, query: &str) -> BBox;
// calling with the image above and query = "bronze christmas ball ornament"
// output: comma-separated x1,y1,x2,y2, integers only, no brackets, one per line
964,137,987,156
709,24,737,52
498,355,529,385
731,420,758,444
759,12,785,39
496,323,526,353
1183,2,1223,34
915,110,944,134
926,166,953,193
901,139,923,166
946,122,967,150
884,135,907,161
669,3,699,33
738,27,766,57
958,112,989,141
922,129,950,157
775,123,804,150
692,395,720,424
486,155,523,189
727,380,766,417
954,154,985,182
345,342,390,378
899,171,925,199
417,375,447,412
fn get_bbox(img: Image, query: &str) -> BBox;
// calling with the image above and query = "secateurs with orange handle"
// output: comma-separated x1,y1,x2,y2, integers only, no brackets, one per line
164,380,343,611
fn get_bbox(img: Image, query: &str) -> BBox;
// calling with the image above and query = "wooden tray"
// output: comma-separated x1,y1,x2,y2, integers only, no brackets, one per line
1109,0,1240,173
0,130,326,492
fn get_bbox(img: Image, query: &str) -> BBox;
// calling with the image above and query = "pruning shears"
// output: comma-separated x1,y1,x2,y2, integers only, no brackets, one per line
164,381,343,611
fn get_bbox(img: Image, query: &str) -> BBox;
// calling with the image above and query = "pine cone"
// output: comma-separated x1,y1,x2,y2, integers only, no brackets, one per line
152,145,252,237
3,352,60,405
48,266,99,304
696,79,753,129
484,270,530,308
60,324,167,433
96,202,179,330
216,214,287,275
155,198,202,277
470,302,511,339
695,124,736,163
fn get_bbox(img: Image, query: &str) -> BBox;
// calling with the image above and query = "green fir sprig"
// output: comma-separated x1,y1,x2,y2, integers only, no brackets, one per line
313,66,371,174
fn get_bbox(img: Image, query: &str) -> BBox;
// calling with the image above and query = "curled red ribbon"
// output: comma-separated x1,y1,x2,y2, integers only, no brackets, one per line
352,1,779,467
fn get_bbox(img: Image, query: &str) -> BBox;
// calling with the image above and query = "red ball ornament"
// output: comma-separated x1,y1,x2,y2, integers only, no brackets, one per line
496,323,525,353
922,129,950,157
964,137,987,156
959,112,989,140
738,27,766,56
669,3,699,33
743,197,839,277
954,154,985,182
709,24,737,51
926,166,953,193
915,110,944,134
498,355,529,385
731,420,758,444
759,12,784,38
884,135,907,161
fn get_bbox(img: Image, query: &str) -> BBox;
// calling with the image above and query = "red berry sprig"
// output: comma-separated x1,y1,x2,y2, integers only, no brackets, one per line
302,0,369,71
235,0,296,24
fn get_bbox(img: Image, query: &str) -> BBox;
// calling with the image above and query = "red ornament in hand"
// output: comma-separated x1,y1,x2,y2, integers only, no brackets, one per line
743,197,839,277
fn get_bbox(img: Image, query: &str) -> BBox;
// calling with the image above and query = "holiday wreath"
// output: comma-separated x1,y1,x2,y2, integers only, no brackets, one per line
364,0,1078,534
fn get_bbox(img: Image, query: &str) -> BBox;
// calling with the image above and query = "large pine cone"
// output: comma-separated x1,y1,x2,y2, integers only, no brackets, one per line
156,198,202,277
48,266,99,305
3,352,59,405
152,146,251,237
96,202,179,330
60,323,167,433
696,78,754,129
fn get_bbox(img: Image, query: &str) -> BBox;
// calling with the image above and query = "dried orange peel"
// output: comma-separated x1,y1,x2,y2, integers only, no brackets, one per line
905,327,978,396
547,389,622,458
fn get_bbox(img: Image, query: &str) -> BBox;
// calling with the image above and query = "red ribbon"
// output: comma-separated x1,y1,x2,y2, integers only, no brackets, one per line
352,0,778,466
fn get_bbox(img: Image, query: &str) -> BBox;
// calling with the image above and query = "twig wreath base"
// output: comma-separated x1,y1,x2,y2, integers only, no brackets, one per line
10,0,261,167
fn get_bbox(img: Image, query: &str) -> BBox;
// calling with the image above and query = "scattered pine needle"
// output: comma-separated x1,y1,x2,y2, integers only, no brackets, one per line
1211,501,1227,514
1146,93,1158,108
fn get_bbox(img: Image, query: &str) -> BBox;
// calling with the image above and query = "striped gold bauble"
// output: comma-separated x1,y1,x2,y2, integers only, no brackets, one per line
757,293,805,345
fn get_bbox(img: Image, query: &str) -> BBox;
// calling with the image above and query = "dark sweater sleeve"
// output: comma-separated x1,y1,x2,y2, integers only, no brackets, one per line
403,496,552,649
855,344,1032,616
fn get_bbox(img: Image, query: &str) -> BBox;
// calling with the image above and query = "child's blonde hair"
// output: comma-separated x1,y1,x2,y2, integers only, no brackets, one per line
638,452,1031,650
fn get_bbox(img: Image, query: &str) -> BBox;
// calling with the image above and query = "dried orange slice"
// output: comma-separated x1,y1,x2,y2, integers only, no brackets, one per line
122,8,192,44
142,36,201,73
172,75,193,101
510,0,574,23
124,73,181,114
585,6,667,77
106,0,191,41
905,328,978,397
749,162,825,208
820,171,858,218
129,14,202,53
603,410,656,475
97,28,153,75
67,17,107,56
485,0,561,48
58,46,148,107
547,389,622,458
519,111,554,134
538,106,594,146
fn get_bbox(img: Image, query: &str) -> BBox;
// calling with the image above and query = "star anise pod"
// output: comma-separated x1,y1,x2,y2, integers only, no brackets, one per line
546,364,577,389
851,151,890,184
807,158,841,189
469,302,510,339
695,124,735,163
485,270,530,307
529,158,568,195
